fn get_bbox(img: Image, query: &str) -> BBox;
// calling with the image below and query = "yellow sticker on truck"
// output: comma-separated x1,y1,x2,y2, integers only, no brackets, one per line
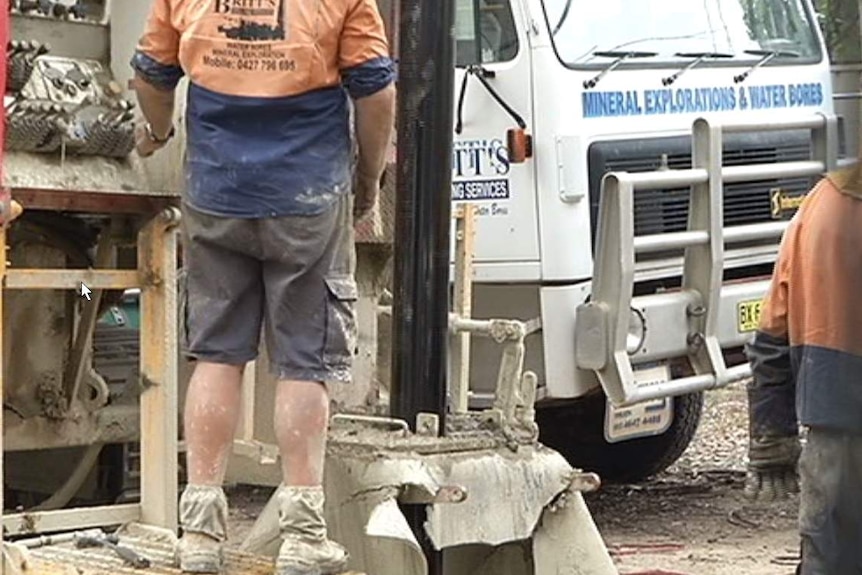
737,299,763,333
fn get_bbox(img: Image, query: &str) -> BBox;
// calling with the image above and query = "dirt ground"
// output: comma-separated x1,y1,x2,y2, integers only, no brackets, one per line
225,382,801,574
589,381,800,575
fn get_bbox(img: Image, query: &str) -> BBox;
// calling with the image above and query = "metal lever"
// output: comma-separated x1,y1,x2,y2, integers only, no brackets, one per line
74,534,152,569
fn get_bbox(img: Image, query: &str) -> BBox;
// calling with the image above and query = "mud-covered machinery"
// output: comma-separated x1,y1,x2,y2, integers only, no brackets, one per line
0,2,620,574
6,37,134,156
0,0,398,515
3,0,182,513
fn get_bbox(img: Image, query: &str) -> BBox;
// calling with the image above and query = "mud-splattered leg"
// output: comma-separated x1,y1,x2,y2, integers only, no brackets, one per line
176,361,243,573
273,380,348,575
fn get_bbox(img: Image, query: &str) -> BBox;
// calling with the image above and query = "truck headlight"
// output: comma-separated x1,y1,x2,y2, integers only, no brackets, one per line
626,307,646,355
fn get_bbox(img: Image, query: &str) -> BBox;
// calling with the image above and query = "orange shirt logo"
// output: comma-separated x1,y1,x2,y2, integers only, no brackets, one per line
213,0,287,41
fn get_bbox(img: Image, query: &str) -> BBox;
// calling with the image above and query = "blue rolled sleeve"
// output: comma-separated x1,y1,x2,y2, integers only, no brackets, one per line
131,51,185,91
746,331,797,437
342,56,396,99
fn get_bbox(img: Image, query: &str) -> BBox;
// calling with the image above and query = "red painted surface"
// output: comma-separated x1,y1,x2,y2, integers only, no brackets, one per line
1,0,7,168
0,0,11,218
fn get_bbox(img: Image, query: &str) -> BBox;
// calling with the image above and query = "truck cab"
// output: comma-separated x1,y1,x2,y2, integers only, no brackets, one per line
452,0,836,480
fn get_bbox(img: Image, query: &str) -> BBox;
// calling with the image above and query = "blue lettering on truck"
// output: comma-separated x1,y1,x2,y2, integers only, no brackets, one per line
452,139,511,202
583,82,824,118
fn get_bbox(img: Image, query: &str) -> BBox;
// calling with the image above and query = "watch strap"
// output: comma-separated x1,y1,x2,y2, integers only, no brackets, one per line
146,123,175,144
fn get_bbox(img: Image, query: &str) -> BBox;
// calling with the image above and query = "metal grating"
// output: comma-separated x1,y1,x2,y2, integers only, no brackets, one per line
588,131,814,240
27,535,275,575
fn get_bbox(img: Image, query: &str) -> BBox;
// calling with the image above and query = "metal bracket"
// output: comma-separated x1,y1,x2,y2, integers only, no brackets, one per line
330,413,410,435
398,484,468,505
569,472,601,493
416,413,440,437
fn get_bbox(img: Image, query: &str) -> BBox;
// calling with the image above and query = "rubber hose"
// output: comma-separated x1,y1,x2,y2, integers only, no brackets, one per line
30,444,103,511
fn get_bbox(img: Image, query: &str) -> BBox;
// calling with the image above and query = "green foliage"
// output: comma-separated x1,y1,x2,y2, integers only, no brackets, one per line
739,0,821,56
813,0,861,63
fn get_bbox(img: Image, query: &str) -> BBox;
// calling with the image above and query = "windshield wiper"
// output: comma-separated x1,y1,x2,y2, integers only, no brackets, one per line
584,50,657,90
662,52,733,86
733,49,799,84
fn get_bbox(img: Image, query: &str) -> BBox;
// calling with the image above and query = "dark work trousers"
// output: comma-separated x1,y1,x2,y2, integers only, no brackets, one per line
798,427,862,574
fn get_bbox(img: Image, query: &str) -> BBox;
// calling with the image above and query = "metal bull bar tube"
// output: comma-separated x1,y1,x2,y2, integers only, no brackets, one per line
576,113,838,407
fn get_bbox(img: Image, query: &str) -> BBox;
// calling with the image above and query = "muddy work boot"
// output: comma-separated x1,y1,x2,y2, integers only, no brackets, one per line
275,485,349,575
176,485,229,573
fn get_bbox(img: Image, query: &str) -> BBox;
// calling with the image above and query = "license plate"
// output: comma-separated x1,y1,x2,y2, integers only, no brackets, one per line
737,299,763,333
604,364,674,443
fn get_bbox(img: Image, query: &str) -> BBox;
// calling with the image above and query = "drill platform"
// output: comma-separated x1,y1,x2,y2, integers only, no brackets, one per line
17,533,365,575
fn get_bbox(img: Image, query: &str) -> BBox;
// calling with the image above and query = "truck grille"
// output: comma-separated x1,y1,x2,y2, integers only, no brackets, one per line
587,131,814,241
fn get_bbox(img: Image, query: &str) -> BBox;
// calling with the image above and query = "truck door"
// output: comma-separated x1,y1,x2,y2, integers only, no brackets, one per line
453,0,540,279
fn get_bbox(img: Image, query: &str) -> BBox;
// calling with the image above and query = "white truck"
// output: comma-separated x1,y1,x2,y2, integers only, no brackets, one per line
449,0,840,480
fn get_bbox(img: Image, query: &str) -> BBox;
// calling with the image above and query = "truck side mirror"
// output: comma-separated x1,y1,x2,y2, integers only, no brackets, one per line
507,128,533,164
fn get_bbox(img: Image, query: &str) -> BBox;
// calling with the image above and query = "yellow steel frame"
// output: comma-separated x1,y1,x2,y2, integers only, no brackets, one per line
0,194,181,547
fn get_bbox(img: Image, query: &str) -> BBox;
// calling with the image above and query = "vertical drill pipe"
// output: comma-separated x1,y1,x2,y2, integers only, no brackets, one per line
390,0,456,432
390,2,455,572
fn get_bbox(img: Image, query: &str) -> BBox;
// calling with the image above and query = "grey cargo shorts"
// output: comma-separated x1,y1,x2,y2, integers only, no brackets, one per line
179,194,357,383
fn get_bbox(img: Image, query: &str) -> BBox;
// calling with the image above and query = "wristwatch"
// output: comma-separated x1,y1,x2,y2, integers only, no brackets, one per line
145,122,175,144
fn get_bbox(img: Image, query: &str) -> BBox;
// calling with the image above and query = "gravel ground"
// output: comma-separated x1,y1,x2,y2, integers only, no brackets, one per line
225,381,801,574
588,381,801,575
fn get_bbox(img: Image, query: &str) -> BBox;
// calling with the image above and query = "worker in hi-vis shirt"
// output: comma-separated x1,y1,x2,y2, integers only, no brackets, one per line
131,1,396,573
745,164,862,574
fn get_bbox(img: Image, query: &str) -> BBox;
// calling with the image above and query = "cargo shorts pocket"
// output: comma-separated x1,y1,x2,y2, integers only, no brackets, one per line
323,275,359,373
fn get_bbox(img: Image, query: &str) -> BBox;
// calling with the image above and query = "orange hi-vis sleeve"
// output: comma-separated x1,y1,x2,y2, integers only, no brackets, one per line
138,0,182,68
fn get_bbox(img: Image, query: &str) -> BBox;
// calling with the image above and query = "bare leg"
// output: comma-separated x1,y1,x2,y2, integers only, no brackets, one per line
184,361,244,486
274,380,329,486
272,380,346,574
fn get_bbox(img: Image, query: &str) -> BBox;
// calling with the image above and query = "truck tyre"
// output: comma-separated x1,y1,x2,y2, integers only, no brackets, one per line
536,391,704,483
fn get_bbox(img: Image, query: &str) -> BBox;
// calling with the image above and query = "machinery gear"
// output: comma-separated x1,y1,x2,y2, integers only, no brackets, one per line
5,101,66,153
6,40,49,92
74,111,136,158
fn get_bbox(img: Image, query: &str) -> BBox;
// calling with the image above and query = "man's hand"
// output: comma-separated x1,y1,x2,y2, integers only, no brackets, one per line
135,123,167,158
744,435,801,502
353,172,381,226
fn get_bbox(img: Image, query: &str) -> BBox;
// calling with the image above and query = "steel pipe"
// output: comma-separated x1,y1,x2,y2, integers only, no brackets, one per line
719,115,825,133
620,373,717,405
390,2,456,571
390,0,456,431
724,221,788,244
617,168,709,191
722,160,824,183
634,230,709,254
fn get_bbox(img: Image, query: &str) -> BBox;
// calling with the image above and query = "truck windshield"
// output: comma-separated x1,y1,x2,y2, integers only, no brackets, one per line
542,0,821,68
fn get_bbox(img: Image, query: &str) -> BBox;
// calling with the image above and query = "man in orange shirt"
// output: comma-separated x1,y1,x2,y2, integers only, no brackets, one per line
745,166,862,574
131,1,396,573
